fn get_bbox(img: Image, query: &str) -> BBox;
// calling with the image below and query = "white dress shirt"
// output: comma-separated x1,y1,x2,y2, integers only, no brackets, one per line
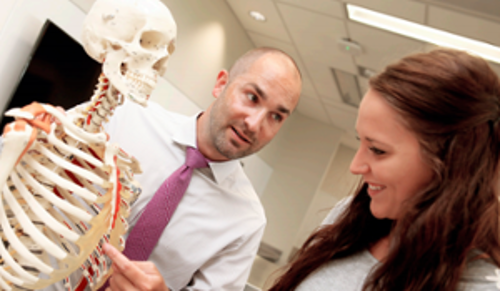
104,100,266,291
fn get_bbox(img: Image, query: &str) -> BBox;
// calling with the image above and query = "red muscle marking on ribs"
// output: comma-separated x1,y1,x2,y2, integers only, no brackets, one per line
80,222,89,231
53,186,64,199
72,156,95,171
64,170,84,188
75,277,88,291
62,221,73,231
110,155,122,230
87,147,102,162
86,113,92,126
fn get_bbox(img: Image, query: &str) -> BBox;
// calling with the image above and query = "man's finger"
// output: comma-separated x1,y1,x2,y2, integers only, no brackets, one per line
109,268,139,291
103,243,143,278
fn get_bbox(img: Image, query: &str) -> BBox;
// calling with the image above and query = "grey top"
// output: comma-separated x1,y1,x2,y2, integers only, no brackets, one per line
296,197,500,291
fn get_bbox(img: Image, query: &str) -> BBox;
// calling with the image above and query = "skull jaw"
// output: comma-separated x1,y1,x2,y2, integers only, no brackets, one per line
102,50,154,107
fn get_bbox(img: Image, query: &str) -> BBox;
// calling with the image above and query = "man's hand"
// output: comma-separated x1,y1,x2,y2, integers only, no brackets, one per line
103,243,170,291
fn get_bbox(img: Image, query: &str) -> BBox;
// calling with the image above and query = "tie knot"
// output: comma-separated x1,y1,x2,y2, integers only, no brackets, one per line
185,147,209,169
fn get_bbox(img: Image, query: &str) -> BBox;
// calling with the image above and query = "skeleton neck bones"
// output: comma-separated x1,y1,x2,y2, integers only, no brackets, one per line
79,74,122,133
0,0,176,290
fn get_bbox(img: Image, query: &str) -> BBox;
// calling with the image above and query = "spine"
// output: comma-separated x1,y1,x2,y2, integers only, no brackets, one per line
81,74,122,133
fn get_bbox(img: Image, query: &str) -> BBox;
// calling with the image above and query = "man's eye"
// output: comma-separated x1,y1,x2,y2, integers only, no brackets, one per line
247,93,257,102
272,113,283,122
369,147,385,155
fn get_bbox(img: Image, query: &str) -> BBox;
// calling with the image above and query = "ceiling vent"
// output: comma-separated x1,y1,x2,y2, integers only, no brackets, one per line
331,68,363,108
416,0,500,21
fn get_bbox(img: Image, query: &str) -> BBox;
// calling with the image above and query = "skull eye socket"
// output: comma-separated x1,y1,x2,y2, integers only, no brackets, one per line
139,31,169,52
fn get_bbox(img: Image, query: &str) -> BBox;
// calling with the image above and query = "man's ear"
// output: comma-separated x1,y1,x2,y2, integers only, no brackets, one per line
212,70,229,98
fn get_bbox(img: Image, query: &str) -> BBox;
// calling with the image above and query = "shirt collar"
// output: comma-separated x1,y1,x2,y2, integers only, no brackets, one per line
171,112,240,184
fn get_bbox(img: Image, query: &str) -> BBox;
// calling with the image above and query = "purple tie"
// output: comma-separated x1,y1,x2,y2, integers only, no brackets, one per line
98,147,208,291
124,146,209,260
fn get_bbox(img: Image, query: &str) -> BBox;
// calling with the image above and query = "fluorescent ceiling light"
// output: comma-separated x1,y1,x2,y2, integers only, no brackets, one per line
346,4,500,64
249,11,266,22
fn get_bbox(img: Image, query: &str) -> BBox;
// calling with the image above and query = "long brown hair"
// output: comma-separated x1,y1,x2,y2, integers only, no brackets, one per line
269,49,500,290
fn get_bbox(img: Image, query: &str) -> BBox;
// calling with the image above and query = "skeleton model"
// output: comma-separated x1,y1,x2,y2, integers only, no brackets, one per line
0,0,176,290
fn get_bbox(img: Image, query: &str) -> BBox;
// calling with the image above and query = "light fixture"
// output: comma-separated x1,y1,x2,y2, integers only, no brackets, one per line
346,4,500,64
331,68,363,108
249,10,266,22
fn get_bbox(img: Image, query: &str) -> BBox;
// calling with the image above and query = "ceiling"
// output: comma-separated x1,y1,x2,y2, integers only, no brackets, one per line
224,0,500,137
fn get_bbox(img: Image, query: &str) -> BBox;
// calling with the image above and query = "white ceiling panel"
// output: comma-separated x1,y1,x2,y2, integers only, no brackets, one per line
324,102,358,133
428,5,500,47
275,0,345,19
297,75,319,100
348,22,425,72
322,96,358,112
304,59,344,103
277,3,357,74
345,0,427,24
225,0,292,43
223,0,500,130
247,31,319,99
420,0,500,23
295,97,332,125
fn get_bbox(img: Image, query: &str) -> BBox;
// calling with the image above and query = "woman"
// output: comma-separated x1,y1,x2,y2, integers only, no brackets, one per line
269,49,500,290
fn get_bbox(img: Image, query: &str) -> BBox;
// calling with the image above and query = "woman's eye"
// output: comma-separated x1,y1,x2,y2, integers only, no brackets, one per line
369,147,386,155
247,93,257,102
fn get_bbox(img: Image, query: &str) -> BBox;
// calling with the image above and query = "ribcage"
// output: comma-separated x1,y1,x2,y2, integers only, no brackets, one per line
0,103,140,290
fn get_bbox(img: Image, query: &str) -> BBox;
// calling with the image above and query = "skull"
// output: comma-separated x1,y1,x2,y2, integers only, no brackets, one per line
82,0,177,106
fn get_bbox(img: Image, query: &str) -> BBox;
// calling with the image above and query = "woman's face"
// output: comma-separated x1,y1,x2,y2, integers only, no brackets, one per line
350,89,434,220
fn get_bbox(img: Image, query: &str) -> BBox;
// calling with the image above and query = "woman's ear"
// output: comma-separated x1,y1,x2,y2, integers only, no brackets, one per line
212,70,229,98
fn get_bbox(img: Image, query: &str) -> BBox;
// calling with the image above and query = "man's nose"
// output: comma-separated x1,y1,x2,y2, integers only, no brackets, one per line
245,109,266,133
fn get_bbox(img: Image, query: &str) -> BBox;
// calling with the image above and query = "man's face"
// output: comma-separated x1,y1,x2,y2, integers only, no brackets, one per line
207,55,301,160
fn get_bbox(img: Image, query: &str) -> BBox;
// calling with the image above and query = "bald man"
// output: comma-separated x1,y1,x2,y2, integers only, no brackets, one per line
102,47,302,291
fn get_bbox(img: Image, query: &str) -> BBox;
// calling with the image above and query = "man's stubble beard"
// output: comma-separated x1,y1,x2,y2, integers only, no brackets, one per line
208,98,257,160
209,114,254,160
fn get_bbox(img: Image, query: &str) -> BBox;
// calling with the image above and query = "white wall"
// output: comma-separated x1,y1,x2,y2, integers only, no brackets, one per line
258,113,343,264
248,134,358,289
0,0,19,36
161,0,256,109
246,113,346,288
150,77,202,117
294,144,359,248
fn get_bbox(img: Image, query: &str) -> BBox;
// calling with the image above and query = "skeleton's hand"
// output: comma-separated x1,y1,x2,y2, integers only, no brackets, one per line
104,243,171,291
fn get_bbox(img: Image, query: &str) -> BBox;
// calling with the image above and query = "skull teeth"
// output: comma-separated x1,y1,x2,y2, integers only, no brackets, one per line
125,71,156,94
